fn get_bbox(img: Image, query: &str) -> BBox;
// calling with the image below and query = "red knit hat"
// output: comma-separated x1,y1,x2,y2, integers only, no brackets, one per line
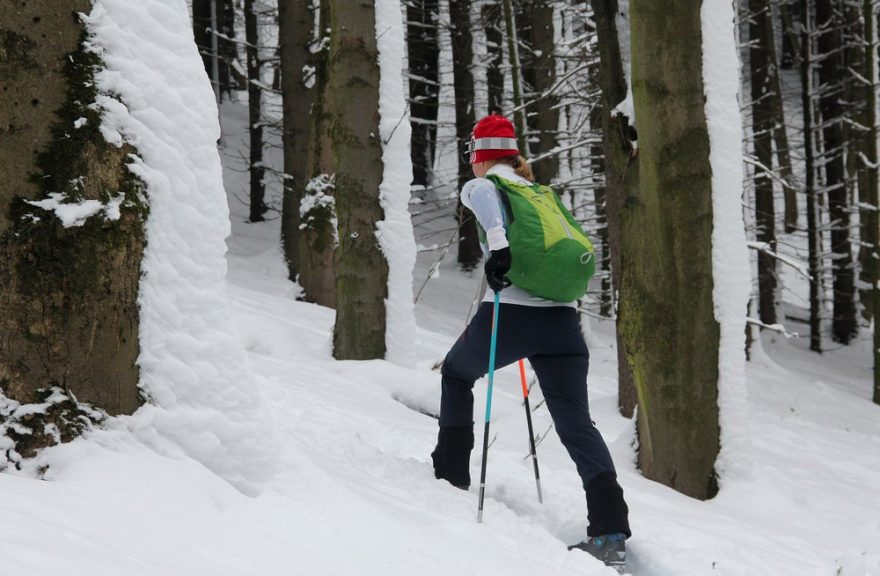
467,114,520,164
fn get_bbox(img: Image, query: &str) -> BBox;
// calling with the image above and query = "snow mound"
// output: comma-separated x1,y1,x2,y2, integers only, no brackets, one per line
84,0,278,495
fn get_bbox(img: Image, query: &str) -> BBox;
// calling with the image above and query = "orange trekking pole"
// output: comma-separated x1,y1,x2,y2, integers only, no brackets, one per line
518,359,543,503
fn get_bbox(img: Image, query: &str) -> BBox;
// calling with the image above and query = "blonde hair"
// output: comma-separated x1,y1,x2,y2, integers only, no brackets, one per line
497,155,534,182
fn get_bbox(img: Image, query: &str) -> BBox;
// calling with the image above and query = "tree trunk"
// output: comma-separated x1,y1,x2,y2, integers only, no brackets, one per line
816,0,858,344
407,0,441,187
860,0,880,404
780,0,799,68
450,0,481,270
192,0,236,98
482,2,504,114
296,0,337,307
858,0,879,323
279,0,314,282
501,0,527,152
192,0,214,86
626,0,720,499
749,0,779,326
329,0,388,359
218,0,238,95
592,0,639,418
801,0,823,353
245,0,266,222
0,4,145,437
522,0,559,184
590,106,614,319
763,2,798,234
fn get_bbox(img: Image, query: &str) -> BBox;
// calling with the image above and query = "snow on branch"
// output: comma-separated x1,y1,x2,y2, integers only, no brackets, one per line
747,241,812,280
746,317,800,339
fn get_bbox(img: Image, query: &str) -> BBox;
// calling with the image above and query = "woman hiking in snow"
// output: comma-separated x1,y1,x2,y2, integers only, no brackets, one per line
430,114,631,572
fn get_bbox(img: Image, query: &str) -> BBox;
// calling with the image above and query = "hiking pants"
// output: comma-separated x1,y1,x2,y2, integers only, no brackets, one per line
439,302,630,537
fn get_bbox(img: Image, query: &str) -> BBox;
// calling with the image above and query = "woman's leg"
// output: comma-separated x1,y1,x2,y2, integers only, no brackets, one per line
528,310,630,537
433,302,531,487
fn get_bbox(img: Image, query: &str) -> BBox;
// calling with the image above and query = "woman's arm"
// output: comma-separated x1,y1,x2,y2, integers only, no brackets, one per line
461,178,509,250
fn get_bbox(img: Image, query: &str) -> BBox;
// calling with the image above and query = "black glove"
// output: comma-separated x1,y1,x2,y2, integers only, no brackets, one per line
485,247,512,293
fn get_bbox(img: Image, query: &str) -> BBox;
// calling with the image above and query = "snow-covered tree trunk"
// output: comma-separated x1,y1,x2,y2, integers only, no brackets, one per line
624,0,749,499
330,0,388,359
0,3,146,452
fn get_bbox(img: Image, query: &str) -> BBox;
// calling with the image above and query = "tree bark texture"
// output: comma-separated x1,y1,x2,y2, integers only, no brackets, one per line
450,0,481,270
816,0,857,344
591,0,639,418
245,0,266,222
329,0,388,360
407,0,441,187
0,5,145,418
520,0,559,184
749,0,779,326
627,0,721,499
278,0,313,281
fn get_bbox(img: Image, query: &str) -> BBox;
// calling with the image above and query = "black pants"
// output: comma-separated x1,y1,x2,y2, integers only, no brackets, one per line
440,302,630,537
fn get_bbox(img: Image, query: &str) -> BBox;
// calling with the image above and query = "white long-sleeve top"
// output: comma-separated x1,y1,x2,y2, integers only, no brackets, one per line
460,164,576,308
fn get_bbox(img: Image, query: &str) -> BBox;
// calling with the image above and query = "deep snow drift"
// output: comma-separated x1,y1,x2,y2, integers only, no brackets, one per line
1,1,879,575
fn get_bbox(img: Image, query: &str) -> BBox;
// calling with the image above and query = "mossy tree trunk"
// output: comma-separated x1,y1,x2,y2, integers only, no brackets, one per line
0,6,146,422
592,0,639,418
329,0,387,360
450,0,481,270
625,0,721,499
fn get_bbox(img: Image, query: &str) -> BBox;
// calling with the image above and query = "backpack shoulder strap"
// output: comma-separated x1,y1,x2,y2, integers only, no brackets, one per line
484,174,517,226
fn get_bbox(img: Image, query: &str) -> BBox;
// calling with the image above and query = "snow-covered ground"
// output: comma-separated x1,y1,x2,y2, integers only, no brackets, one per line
1,96,877,576
2,3,879,573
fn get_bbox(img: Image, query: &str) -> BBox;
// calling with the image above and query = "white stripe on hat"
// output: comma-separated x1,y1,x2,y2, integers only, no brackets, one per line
472,137,519,151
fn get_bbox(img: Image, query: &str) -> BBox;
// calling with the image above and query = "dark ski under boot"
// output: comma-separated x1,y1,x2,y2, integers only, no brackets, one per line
568,534,626,574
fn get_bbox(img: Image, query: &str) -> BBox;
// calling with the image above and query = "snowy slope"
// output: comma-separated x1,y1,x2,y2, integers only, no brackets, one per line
2,2,880,575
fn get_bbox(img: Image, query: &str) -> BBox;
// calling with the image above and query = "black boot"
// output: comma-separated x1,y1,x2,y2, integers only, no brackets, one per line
431,426,473,489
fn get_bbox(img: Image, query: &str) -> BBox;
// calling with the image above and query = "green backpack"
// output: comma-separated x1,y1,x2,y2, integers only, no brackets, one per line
484,175,595,302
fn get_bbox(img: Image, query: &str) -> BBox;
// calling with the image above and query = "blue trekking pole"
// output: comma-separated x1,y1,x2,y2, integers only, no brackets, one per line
477,291,502,523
